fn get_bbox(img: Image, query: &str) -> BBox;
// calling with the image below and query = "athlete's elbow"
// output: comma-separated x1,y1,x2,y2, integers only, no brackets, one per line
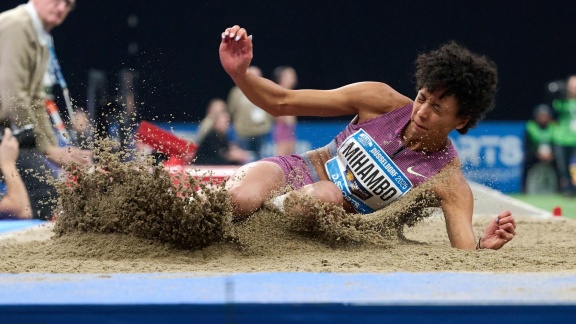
267,98,291,117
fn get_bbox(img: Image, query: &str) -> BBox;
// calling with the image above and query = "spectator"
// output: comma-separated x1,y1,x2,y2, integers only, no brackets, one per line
70,109,92,149
272,66,298,156
523,104,557,194
551,75,576,197
0,0,92,166
0,128,33,219
193,107,250,165
0,0,92,219
193,98,227,145
227,66,273,160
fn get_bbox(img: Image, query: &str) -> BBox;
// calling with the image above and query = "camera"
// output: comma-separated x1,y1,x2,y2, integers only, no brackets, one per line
0,124,36,149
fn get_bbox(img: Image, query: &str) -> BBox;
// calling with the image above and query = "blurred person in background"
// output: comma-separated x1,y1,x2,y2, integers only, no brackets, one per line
523,104,557,194
227,66,273,160
0,0,92,166
0,0,92,219
273,66,298,156
193,98,227,146
551,75,576,197
0,128,33,219
193,102,250,165
69,109,92,149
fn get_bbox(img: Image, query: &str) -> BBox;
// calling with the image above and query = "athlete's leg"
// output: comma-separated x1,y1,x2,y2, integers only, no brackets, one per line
294,180,344,206
226,161,286,218
269,180,345,215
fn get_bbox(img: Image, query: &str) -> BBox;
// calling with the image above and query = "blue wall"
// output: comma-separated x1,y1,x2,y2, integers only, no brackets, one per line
450,122,525,193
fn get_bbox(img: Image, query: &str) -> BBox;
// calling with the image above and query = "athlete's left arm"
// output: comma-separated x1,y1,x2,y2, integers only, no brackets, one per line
433,159,516,250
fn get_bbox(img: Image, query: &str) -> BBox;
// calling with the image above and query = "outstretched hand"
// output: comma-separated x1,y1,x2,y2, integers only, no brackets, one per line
219,25,253,79
46,146,93,167
480,210,516,250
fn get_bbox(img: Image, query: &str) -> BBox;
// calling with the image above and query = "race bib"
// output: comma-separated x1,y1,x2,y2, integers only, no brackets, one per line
325,129,412,214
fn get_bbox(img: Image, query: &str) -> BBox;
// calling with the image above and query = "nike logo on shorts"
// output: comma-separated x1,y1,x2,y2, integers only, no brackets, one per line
407,166,426,178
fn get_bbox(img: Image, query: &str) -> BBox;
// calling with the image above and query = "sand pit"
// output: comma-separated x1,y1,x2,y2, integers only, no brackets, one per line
1,212,574,274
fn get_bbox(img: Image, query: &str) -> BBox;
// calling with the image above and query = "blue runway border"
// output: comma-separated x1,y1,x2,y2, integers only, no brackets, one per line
1,272,575,322
0,219,45,234
2,304,576,324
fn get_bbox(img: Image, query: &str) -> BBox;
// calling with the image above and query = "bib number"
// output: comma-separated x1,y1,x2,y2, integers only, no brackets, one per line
325,129,412,214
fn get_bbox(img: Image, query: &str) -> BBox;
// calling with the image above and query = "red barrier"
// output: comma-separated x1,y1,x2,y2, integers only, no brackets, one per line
135,121,197,163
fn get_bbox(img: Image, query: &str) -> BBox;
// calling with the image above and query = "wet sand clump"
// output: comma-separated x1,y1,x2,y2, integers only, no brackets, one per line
281,186,440,248
53,141,234,250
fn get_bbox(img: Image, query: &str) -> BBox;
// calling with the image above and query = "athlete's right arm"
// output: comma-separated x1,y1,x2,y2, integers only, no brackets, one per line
219,25,411,120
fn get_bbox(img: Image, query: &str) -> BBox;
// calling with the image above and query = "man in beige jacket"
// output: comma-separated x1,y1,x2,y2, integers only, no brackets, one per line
0,0,91,219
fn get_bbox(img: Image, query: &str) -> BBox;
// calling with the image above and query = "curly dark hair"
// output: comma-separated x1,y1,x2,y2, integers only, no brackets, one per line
415,41,498,134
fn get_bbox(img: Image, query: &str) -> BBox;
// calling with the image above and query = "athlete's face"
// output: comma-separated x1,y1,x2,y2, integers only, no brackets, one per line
409,88,470,140
279,68,298,89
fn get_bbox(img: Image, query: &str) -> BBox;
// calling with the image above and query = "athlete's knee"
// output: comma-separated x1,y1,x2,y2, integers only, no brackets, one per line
228,186,253,216
318,182,344,206
301,181,343,206
225,161,286,217
227,185,263,217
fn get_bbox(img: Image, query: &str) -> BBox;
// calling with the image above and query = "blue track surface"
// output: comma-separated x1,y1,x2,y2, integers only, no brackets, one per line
2,272,576,305
0,219,44,234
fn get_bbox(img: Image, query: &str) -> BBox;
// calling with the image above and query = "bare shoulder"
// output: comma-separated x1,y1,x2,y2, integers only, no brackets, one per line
337,82,412,120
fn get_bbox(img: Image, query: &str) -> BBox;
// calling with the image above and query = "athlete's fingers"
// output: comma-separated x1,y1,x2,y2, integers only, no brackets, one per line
495,229,514,242
498,215,516,229
233,28,248,41
226,25,241,39
498,222,516,235
222,25,241,43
